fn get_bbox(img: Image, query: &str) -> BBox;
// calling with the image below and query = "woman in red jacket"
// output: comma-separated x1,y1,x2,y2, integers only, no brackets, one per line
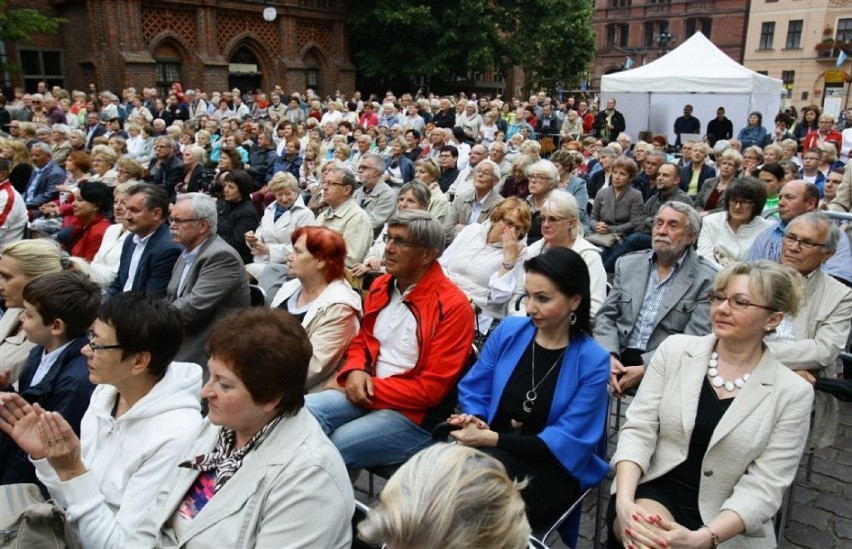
59,182,113,262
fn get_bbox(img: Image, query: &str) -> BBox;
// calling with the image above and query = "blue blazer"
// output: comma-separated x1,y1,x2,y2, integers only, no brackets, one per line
457,317,611,489
25,160,65,209
106,222,182,297
385,154,414,184
0,337,93,492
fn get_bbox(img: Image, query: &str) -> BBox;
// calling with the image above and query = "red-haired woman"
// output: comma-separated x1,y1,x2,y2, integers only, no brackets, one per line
270,226,362,392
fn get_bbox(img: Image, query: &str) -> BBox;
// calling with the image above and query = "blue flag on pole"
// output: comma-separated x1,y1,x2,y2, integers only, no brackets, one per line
838,50,848,68
625,57,635,70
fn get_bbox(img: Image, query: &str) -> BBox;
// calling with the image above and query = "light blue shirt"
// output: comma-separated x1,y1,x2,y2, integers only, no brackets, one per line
30,340,74,387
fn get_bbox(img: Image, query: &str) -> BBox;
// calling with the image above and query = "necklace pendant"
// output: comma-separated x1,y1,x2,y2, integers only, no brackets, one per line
724,381,735,391
522,399,534,413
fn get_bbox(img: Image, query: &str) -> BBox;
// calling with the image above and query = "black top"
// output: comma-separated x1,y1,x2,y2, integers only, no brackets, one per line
491,339,565,464
668,377,733,490
526,209,543,245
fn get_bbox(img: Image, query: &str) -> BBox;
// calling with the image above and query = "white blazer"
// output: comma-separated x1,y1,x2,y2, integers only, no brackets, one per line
612,334,813,548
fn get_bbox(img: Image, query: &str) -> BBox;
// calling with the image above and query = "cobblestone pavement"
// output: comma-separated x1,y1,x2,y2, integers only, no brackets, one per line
354,398,852,548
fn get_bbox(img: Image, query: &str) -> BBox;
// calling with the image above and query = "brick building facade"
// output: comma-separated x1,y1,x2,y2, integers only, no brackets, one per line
3,0,355,97
591,0,748,91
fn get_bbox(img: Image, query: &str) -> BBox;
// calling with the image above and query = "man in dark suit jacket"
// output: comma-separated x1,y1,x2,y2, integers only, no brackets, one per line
147,136,186,197
107,183,181,297
24,143,65,214
84,111,107,150
166,193,250,369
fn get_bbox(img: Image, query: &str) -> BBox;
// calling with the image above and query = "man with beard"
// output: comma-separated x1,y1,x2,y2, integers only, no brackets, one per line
594,201,717,396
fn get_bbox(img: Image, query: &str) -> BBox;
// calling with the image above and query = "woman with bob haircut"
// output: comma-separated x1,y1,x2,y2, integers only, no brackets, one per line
696,178,771,269
127,308,354,548
271,226,361,392
357,444,531,549
449,247,611,529
608,261,812,549
439,196,530,328
217,169,259,264
0,293,202,548
245,171,315,283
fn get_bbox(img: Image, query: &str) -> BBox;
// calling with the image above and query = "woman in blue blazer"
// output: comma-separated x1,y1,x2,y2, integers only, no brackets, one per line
448,248,610,528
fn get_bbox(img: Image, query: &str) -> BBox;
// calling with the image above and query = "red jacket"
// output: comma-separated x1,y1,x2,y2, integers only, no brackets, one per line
337,262,475,425
802,130,843,156
67,215,111,262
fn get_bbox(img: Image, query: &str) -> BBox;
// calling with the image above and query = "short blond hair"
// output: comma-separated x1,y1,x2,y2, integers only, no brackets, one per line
268,171,299,193
713,260,803,316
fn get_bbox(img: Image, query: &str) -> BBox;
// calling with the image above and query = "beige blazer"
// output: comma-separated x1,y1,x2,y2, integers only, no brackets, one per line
767,269,852,449
127,410,353,548
612,334,813,548
0,308,35,386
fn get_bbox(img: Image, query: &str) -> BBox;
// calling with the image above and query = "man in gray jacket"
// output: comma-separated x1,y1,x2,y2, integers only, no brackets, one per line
594,201,717,396
166,193,250,372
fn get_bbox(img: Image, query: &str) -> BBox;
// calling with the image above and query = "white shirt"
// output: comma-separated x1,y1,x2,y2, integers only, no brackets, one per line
373,282,419,378
30,341,74,386
123,232,154,291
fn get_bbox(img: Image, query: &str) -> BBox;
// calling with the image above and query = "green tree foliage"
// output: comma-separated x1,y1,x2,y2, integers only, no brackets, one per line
348,0,596,92
0,2,65,72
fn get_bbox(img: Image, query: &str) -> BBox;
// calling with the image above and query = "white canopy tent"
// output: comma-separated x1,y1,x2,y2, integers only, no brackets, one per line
601,32,783,145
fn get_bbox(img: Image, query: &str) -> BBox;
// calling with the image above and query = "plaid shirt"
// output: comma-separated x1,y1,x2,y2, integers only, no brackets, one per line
626,253,686,351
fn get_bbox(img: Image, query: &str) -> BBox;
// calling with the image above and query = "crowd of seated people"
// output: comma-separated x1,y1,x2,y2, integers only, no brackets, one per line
0,83,849,548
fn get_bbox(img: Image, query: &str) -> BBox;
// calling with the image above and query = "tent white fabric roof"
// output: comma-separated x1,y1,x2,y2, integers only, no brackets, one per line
602,32,781,95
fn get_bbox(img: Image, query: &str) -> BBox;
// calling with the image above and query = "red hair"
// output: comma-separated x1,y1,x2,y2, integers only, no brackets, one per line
291,226,346,282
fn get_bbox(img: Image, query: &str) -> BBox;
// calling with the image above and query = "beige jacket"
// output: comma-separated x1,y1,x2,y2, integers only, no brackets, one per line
767,269,852,449
613,334,813,548
271,278,361,392
0,308,35,386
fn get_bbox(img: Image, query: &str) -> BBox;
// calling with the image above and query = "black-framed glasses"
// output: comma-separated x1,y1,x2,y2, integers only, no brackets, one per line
729,198,754,207
706,291,776,311
782,234,826,251
382,234,424,248
86,331,123,352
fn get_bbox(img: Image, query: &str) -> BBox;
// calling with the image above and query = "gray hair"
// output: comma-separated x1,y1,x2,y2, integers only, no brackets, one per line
658,200,701,239
398,181,431,210
325,160,357,193
31,142,52,157
787,211,841,253
525,159,559,189
52,124,70,138
475,159,501,182
541,191,583,240
175,192,218,232
360,152,384,170
183,144,208,167
387,209,444,256
597,147,618,159
617,132,632,144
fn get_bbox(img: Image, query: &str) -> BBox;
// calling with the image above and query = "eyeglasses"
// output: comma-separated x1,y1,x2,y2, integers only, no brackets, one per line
170,217,199,225
322,181,348,188
729,198,754,207
540,215,567,225
782,234,826,251
382,234,424,248
528,173,552,181
86,331,123,352
358,165,380,172
706,291,776,311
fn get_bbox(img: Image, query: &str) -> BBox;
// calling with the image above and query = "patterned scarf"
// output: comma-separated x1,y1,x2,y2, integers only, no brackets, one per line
179,416,282,493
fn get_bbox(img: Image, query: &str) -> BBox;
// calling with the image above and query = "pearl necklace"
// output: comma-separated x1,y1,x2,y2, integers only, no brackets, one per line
707,352,749,392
